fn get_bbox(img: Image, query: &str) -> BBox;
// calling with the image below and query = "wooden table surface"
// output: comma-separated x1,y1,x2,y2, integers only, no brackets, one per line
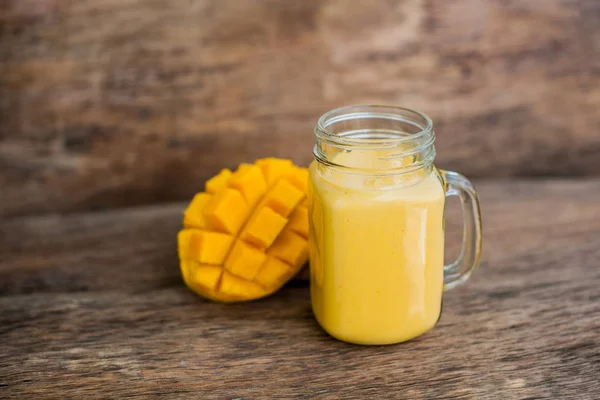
1,180,599,399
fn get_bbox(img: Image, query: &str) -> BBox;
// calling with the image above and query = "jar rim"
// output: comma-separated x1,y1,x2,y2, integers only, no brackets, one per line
315,104,433,146
313,105,436,175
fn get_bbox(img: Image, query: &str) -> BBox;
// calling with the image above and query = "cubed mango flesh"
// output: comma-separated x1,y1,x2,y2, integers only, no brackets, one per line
240,206,288,249
178,230,234,265
287,206,309,239
256,158,294,186
268,230,309,268
205,169,232,194
228,164,267,206
263,179,304,217
203,188,248,235
183,193,212,229
177,158,310,302
285,167,309,192
225,240,267,281
254,257,292,289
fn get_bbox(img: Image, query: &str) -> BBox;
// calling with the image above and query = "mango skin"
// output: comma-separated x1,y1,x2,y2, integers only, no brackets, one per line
178,158,309,302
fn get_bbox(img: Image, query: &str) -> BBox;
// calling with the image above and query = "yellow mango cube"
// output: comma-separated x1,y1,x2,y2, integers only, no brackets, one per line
177,230,199,260
220,271,265,299
257,158,294,186
287,206,309,239
255,257,292,288
183,192,212,229
180,260,194,286
241,206,288,248
204,188,248,234
268,230,308,268
190,264,223,291
263,179,304,217
235,163,254,174
205,169,232,194
228,164,267,206
285,167,309,192
224,240,268,281
178,229,233,265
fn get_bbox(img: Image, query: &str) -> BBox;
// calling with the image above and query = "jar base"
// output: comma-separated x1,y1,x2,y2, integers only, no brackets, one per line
314,311,441,346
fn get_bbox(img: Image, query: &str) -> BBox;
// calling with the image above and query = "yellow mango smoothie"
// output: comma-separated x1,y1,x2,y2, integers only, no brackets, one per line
309,149,446,345
309,105,482,345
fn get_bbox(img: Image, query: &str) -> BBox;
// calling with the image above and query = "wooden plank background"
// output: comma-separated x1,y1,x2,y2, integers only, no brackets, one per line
1,0,599,217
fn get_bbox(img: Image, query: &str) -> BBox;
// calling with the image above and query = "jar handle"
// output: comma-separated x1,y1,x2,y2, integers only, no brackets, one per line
440,170,483,291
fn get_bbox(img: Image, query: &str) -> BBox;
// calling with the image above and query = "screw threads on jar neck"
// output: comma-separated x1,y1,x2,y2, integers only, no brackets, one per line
314,105,436,175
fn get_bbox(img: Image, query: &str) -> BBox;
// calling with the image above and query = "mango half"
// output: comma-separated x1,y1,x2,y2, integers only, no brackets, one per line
178,158,309,302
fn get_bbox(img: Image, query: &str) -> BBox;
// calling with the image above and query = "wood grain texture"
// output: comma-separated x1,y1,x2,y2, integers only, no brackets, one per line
1,0,599,217
1,179,600,399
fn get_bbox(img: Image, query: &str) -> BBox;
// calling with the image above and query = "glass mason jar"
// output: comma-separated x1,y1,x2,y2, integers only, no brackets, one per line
308,105,483,345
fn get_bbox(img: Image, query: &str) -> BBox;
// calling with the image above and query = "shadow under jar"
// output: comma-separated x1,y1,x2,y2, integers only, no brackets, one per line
308,105,483,345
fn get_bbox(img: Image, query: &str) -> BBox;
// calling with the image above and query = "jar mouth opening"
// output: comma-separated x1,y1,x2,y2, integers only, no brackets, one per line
313,105,436,175
315,104,433,147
